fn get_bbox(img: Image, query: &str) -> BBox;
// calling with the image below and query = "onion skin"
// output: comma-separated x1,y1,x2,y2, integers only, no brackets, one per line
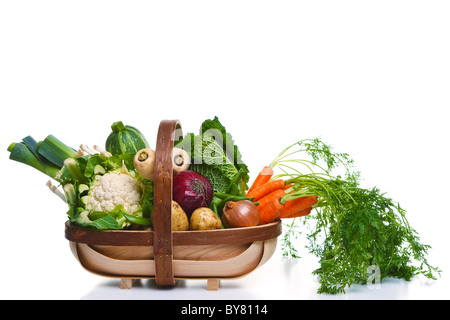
222,200,260,228
172,170,213,218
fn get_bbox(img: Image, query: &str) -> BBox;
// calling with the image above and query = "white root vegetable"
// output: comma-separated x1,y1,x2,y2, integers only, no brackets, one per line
93,145,112,158
172,147,190,174
133,148,156,181
80,144,97,155
76,144,112,158
133,147,190,180
46,180,66,202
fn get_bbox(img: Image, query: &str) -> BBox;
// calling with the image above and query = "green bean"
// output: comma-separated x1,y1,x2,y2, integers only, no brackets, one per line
228,183,239,196
217,195,251,210
237,180,246,197
226,168,245,194
214,192,253,201
210,196,222,216
214,192,231,199
123,212,152,226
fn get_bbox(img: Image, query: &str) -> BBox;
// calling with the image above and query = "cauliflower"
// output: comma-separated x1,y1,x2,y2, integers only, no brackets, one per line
86,171,143,214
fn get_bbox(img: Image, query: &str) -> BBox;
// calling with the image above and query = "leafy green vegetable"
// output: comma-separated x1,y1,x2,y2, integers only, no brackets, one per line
64,153,152,230
72,205,129,230
8,132,154,231
193,133,238,181
273,138,440,294
176,116,249,194
201,116,248,176
189,163,230,194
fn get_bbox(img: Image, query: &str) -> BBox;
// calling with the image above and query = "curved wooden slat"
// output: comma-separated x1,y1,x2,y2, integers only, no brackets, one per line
153,120,182,286
73,240,268,278
65,220,282,246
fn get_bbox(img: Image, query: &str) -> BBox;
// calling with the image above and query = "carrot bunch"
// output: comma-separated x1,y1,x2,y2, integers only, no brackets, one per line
247,166,318,224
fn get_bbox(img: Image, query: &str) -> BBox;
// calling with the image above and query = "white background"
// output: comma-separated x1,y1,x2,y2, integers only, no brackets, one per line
1,1,449,300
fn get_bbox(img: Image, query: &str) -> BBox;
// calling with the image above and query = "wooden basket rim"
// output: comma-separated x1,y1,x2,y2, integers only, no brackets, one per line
65,220,282,247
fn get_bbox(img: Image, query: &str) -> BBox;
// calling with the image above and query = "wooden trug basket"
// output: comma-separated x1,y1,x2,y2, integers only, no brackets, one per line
65,120,282,290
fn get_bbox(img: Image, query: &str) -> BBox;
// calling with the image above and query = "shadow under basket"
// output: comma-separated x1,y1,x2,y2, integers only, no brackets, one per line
64,120,282,290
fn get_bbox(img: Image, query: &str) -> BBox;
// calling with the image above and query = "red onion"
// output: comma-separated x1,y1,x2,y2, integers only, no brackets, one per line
172,170,213,217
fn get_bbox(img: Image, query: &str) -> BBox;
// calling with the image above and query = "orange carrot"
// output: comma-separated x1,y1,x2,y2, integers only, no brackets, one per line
282,207,312,219
256,189,285,208
280,196,318,219
258,197,284,225
247,179,285,201
246,166,274,195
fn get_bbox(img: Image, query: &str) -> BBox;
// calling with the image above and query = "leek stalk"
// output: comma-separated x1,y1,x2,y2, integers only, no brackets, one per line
7,134,77,181
37,135,77,168
8,139,61,180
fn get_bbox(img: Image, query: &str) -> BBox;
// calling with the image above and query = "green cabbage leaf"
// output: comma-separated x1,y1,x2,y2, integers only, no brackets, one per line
175,117,249,193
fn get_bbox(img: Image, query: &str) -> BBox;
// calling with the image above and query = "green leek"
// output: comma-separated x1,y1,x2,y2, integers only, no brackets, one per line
37,135,77,168
7,139,61,180
7,134,78,181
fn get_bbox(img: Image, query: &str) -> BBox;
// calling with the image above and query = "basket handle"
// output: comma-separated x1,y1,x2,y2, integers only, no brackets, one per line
153,119,183,286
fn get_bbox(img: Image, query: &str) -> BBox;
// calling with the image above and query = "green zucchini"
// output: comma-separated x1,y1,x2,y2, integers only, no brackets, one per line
105,121,149,155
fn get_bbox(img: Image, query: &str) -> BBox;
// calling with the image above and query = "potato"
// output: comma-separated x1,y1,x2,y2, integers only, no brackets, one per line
152,200,189,231
189,207,223,230
171,201,189,231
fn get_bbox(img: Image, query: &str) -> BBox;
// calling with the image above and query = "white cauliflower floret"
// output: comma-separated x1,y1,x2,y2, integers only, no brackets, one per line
86,171,143,214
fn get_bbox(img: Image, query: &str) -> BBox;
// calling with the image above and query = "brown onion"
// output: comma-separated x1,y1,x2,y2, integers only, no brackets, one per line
222,200,260,228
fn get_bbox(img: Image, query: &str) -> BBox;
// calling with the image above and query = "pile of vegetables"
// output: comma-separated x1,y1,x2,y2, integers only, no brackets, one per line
8,122,154,230
7,117,440,294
